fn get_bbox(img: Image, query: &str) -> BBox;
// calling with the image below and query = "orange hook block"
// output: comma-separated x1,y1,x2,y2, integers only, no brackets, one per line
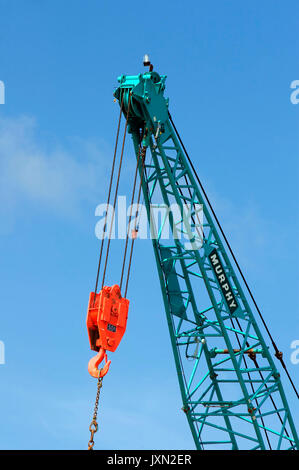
86,284,129,378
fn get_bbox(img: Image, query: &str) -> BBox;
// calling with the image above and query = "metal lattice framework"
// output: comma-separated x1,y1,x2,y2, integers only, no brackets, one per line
114,69,299,450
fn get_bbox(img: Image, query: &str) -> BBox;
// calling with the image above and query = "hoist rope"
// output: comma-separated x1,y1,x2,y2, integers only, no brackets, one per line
168,112,299,401
93,93,124,301
101,92,132,289
124,146,147,298
119,135,143,290
88,94,132,451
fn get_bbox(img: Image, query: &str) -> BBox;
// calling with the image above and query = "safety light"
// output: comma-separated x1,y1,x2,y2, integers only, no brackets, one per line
143,54,150,66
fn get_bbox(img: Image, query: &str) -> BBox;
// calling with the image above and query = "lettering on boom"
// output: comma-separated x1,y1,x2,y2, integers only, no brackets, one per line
208,248,238,315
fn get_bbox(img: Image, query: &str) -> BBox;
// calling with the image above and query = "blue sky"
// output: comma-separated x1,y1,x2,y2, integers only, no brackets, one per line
0,0,298,450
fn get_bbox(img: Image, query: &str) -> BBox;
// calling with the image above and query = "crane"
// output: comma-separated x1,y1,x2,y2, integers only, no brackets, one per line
86,57,299,450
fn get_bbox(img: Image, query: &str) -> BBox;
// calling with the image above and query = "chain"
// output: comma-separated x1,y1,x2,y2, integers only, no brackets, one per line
88,376,103,450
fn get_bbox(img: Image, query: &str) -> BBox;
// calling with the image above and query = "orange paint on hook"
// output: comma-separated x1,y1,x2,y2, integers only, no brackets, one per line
88,347,111,378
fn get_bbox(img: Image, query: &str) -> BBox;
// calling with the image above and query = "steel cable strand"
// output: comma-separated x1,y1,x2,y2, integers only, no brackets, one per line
168,112,299,400
93,93,124,301
101,92,132,288
120,134,143,291
124,146,147,298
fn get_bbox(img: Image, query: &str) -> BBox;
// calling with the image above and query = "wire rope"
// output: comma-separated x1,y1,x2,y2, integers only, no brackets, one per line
168,112,299,400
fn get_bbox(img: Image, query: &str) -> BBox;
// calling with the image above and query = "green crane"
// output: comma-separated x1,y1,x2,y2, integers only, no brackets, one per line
111,58,298,450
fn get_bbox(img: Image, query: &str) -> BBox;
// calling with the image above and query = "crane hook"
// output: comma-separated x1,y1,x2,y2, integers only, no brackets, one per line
88,347,111,378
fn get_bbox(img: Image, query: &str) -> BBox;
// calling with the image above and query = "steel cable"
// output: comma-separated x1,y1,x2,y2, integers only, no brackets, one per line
93,93,124,300
168,112,299,400
120,134,143,291
124,146,147,298
101,92,132,289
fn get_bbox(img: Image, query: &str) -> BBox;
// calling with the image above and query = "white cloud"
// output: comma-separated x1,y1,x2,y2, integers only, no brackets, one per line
0,114,110,231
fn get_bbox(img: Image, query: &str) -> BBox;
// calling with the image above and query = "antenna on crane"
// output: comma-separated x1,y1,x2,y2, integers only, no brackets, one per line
143,54,153,71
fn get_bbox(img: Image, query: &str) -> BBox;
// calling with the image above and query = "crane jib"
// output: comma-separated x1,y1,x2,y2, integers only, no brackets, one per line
208,248,239,315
